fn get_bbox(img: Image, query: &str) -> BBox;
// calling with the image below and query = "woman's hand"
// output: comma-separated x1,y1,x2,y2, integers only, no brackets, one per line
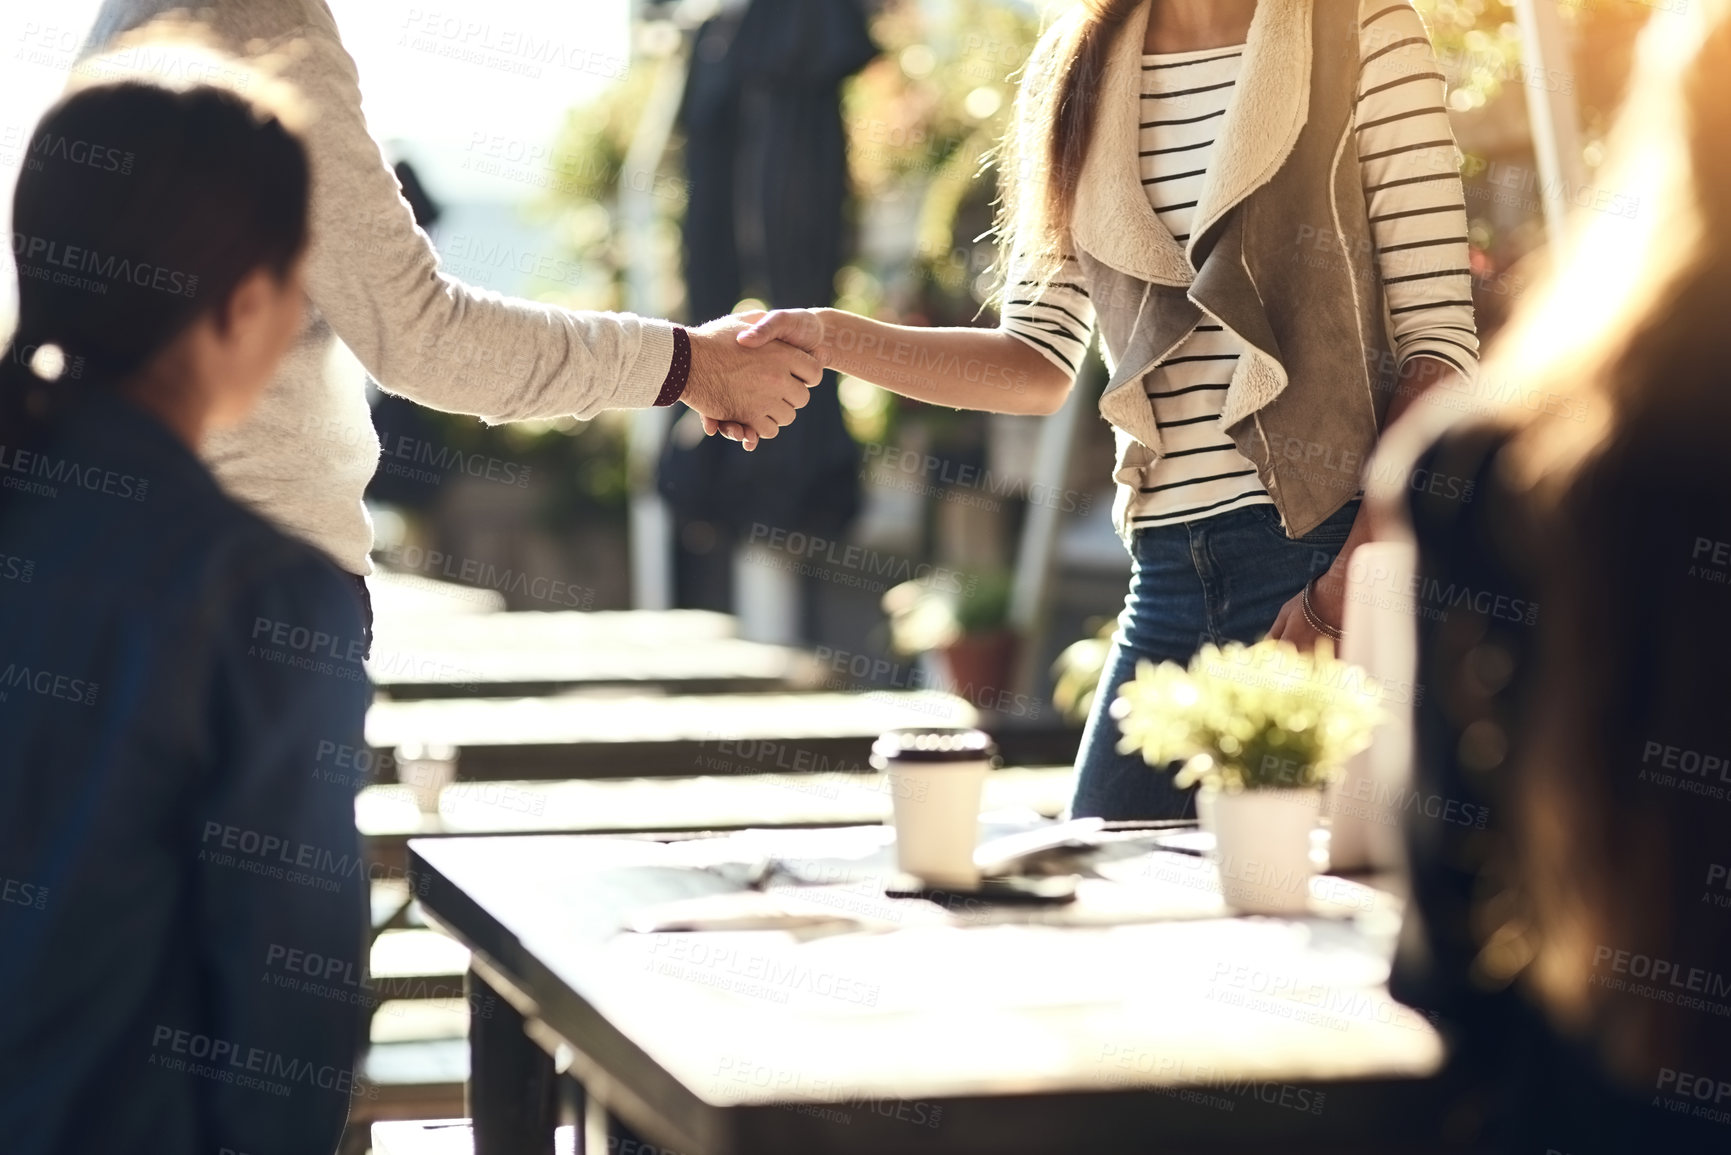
701,309,829,446
737,309,830,358
1268,573,1344,653
1269,508,1364,651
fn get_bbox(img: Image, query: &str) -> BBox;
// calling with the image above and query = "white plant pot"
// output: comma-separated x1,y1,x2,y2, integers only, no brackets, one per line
1328,540,1421,872
1211,788,1322,915
1194,784,1218,836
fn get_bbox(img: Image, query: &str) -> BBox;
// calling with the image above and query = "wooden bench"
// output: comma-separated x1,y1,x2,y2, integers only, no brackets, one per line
368,570,506,618
369,1120,578,1155
345,1000,476,1153
366,609,823,699
361,1036,468,1098
374,605,735,642
358,765,1075,876
369,927,470,1004
364,689,980,780
347,1041,470,1155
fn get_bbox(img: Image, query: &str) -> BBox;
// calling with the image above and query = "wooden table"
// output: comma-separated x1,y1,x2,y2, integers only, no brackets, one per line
366,609,823,699
359,767,1075,875
364,690,979,779
410,828,1460,1155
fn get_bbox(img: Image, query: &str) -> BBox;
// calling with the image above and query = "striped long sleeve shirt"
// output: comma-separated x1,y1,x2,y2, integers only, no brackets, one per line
1003,0,1478,528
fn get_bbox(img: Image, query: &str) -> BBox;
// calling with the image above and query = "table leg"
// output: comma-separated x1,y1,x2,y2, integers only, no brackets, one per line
467,967,556,1155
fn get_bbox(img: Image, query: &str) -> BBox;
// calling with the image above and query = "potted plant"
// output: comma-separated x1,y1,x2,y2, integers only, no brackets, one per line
1050,619,1116,725
1111,640,1383,914
883,572,1017,705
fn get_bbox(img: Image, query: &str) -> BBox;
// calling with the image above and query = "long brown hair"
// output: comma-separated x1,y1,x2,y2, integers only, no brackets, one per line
1456,0,1731,1079
1,32,309,440
992,0,1141,298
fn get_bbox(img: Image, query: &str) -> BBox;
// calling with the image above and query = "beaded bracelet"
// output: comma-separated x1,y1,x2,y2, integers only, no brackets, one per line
1301,578,1344,641
653,326,692,408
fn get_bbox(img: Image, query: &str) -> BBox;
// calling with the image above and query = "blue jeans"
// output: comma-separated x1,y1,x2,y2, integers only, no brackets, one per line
1069,500,1360,820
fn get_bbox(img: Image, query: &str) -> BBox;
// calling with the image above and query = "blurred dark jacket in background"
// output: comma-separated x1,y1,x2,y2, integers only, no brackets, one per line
659,0,877,542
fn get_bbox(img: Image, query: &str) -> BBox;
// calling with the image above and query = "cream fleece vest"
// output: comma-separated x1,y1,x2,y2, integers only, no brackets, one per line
1052,0,1396,539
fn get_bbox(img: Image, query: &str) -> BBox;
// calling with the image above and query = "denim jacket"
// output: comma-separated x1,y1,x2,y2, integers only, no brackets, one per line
0,392,371,1155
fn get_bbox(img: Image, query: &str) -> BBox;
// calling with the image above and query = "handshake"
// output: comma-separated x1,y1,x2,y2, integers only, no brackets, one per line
679,309,829,451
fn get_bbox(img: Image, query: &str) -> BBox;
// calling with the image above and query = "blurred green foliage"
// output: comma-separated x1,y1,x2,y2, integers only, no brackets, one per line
1413,0,1525,113
402,61,669,528
830,1,1039,448
1051,619,1116,725
540,59,687,316
835,0,1039,318
883,568,1015,654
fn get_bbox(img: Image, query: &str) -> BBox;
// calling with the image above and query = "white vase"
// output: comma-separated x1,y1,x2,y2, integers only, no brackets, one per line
1328,540,1421,871
1193,784,1218,836
1211,788,1322,915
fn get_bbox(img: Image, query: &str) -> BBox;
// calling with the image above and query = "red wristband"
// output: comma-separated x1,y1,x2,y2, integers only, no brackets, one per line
653,326,692,408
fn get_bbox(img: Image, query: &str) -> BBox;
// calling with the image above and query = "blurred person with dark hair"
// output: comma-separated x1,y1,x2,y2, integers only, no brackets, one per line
0,53,368,1155
76,0,821,616
1377,2,1731,1150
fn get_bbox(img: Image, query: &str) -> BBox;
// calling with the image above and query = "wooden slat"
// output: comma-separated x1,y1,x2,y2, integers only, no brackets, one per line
369,571,506,618
370,1120,579,1155
365,691,978,779
361,1037,469,1091
369,1000,471,1045
373,608,738,645
366,609,819,699
352,1036,470,1140
371,878,414,932
368,929,470,1002
359,767,1074,877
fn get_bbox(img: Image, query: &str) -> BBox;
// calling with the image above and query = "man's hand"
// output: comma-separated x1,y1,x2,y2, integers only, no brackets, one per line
682,314,822,452
702,309,831,445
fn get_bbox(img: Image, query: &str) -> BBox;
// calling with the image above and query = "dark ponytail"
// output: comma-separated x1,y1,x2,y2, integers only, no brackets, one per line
2,64,310,443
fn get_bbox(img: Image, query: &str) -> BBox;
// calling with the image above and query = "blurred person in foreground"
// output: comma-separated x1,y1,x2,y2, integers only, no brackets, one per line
1377,2,1731,1150
0,54,368,1155
77,0,821,625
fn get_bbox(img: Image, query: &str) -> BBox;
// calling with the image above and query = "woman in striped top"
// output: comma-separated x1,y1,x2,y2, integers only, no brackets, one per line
735,0,1479,819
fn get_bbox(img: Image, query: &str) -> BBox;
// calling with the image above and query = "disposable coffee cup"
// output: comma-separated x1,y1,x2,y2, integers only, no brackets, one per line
397,743,459,815
871,728,997,889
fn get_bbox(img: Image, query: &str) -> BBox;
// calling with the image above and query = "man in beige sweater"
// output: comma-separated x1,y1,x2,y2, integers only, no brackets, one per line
78,0,820,580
